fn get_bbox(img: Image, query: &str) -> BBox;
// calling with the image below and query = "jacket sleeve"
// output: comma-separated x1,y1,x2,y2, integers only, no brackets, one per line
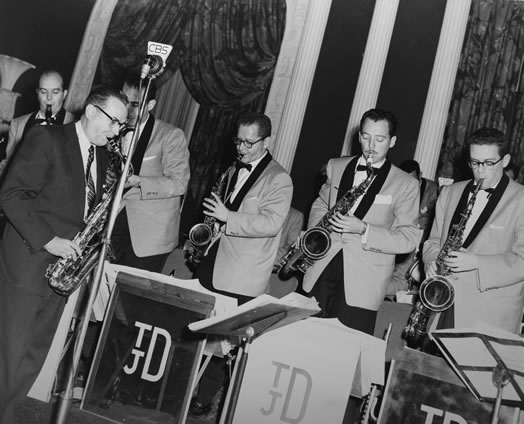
0,126,55,252
475,191,524,291
135,126,190,200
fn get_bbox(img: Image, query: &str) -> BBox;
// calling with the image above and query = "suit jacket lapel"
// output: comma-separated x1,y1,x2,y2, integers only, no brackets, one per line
226,152,273,212
462,174,509,248
132,114,154,175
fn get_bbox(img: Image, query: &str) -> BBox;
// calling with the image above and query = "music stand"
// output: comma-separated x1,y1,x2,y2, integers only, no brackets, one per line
430,327,524,424
188,293,320,424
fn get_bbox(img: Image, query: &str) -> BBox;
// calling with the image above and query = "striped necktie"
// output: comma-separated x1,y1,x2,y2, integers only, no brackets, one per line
86,145,96,216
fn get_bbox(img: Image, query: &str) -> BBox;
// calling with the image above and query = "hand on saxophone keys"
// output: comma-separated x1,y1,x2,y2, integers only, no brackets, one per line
443,248,478,273
203,192,230,223
44,236,82,260
328,211,367,234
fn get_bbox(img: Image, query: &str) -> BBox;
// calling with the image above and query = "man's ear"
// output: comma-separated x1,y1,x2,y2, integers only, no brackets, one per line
263,135,273,150
389,135,397,149
502,153,511,168
85,104,96,119
147,99,156,112
63,89,68,98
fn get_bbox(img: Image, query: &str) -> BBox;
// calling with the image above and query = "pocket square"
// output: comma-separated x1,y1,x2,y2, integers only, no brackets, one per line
143,155,157,161
488,224,504,230
374,194,392,204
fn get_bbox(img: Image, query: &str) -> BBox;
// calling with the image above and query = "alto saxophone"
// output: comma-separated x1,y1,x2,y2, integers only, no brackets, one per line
403,178,484,348
46,133,132,296
186,164,233,265
278,156,376,277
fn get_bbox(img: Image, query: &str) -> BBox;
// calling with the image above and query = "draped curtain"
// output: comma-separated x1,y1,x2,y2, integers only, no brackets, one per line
99,0,287,242
439,0,524,182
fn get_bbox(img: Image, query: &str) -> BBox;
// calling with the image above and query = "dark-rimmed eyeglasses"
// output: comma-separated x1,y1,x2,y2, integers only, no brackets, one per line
468,157,503,169
232,136,267,149
94,105,126,131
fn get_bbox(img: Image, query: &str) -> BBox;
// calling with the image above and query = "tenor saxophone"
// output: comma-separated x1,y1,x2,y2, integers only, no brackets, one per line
403,178,484,348
186,164,233,265
277,156,376,277
46,135,131,296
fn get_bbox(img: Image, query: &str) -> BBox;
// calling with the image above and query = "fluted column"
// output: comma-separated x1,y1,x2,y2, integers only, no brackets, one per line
414,0,472,180
340,0,400,156
64,0,119,114
266,0,332,172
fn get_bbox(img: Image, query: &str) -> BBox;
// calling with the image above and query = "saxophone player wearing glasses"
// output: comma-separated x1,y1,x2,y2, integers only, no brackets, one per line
0,86,128,424
423,128,524,334
302,108,420,335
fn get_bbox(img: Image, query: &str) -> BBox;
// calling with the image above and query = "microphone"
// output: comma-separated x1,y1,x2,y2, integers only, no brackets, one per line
140,55,163,79
140,41,173,79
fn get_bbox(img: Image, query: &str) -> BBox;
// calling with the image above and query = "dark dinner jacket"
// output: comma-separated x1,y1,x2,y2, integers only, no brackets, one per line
0,122,108,295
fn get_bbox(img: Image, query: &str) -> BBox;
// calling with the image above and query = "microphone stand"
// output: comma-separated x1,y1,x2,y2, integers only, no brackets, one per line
53,75,156,423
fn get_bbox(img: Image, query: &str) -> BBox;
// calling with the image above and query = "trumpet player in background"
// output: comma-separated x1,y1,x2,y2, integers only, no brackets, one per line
188,112,292,417
0,86,128,424
2,69,75,176
302,108,420,336
423,128,524,334
110,74,190,273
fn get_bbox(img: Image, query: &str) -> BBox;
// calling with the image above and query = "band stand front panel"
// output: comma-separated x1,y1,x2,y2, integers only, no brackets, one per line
81,271,215,424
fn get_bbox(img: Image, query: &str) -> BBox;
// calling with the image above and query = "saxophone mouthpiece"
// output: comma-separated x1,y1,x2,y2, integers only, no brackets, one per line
366,154,374,168
475,178,485,190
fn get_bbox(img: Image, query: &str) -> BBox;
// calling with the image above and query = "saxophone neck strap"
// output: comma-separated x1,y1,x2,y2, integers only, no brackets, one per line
352,160,391,220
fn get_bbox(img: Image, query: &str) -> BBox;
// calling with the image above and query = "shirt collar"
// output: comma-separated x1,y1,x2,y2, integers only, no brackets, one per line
75,121,93,153
245,150,268,170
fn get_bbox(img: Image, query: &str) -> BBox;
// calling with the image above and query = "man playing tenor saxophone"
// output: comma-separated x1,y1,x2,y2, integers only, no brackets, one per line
0,86,128,424
423,128,524,334
303,108,420,335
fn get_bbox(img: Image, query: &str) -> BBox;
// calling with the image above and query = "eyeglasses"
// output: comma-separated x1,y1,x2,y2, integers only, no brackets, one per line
468,157,503,169
232,136,267,149
94,105,126,131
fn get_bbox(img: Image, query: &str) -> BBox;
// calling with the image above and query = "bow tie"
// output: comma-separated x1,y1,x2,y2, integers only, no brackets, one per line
236,162,252,172
356,164,378,173
470,184,495,197
34,117,56,125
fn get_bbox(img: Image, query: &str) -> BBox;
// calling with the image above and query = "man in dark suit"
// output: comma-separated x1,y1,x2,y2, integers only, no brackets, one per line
303,108,420,335
111,75,190,273
0,85,128,423
2,69,76,176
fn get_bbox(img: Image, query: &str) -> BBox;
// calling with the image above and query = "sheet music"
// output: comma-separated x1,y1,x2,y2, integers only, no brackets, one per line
188,292,320,332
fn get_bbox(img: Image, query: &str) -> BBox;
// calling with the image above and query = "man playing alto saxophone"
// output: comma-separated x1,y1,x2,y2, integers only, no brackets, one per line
189,112,292,417
0,86,128,424
303,108,420,335
423,128,524,334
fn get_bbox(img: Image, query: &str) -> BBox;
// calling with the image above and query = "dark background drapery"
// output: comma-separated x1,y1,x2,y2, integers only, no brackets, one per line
97,0,286,243
439,0,524,183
